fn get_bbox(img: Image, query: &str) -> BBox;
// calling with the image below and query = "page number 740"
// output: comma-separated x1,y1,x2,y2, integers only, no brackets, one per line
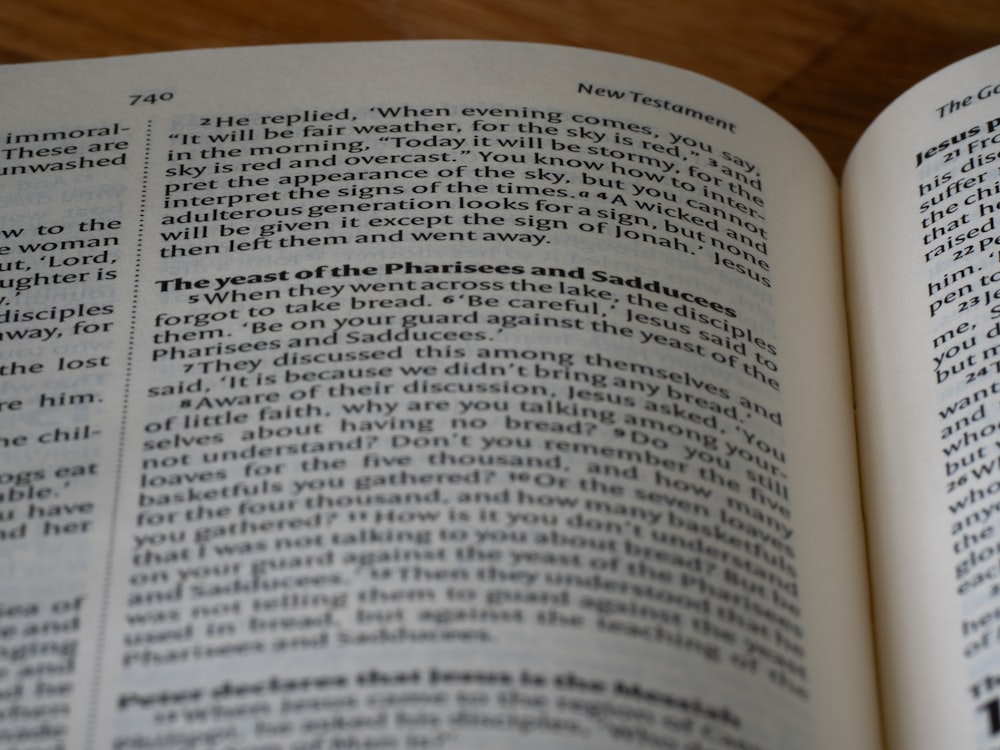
129,92,174,105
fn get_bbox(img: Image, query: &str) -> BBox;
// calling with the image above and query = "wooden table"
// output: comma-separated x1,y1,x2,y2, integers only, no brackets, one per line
2,0,998,173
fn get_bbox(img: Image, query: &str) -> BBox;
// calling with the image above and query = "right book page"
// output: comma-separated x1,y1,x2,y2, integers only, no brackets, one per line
843,44,1000,750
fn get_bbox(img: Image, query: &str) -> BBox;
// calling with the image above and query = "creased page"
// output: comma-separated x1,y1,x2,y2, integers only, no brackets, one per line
844,44,1000,750
0,41,877,750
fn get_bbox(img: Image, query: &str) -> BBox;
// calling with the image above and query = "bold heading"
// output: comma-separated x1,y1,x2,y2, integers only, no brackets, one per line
914,115,1000,168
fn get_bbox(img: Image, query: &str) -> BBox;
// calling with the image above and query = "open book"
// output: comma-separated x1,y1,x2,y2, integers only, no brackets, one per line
1,39,998,749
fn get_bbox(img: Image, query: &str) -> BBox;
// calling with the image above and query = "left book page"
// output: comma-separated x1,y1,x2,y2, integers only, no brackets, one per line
0,41,878,750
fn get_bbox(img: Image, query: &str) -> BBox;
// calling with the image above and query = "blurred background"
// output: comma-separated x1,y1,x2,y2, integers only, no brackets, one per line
2,0,999,174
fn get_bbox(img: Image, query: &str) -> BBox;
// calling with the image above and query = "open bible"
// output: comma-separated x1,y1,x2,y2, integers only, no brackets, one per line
1,39,998,749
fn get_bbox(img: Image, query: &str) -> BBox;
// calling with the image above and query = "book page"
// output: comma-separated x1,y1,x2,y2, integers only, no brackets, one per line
844,44,1000,750
0,41,878,750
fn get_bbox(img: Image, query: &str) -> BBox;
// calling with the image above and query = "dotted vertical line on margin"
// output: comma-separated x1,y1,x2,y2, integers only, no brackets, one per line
84,118,151,750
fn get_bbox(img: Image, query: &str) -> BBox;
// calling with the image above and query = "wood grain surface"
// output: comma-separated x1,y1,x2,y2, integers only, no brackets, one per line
1,0,998,173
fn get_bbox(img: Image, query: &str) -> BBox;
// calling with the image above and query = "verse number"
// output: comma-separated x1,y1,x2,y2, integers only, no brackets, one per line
980,698,1000,736
129,92,174,106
